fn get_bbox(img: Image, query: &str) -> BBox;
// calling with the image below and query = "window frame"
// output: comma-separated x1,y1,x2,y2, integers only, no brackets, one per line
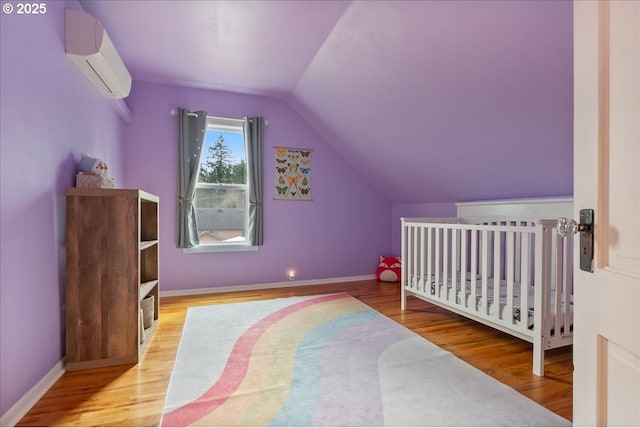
183,115,257,254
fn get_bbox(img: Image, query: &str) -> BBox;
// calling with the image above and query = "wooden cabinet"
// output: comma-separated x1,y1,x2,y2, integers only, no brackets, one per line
65,188,159,370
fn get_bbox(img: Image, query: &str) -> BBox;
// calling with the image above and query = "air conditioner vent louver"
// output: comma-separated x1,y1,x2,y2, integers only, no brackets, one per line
84,60,117,96
65,9,132,99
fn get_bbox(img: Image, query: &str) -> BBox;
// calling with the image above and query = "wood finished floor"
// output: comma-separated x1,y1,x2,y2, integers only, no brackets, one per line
17,280,573,426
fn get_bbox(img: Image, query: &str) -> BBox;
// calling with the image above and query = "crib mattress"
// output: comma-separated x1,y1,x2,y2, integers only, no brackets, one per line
409,275,573,331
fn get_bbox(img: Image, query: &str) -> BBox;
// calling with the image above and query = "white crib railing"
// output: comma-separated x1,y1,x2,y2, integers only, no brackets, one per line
401,217,574,376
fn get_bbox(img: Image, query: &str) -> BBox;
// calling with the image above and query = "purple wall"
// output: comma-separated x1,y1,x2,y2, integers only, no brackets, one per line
0,1,126,417
123,82,391,291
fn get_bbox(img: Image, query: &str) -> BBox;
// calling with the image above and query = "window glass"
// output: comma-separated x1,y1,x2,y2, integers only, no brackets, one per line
194,117,249,246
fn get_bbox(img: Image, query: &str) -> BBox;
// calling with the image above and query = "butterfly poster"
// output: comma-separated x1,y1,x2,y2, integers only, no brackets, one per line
274,147,312,201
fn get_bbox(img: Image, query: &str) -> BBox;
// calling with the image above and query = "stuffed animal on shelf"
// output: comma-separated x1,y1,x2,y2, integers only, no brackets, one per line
78,153,109,177
376,256,401,282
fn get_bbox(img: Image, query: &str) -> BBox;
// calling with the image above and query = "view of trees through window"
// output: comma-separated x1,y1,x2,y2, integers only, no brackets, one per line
199,135,246,185
195,124,248,244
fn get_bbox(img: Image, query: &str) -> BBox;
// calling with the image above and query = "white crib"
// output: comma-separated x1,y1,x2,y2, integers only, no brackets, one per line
400,198,574,376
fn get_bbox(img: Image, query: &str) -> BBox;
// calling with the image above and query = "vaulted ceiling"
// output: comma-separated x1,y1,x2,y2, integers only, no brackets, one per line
80,0,574,204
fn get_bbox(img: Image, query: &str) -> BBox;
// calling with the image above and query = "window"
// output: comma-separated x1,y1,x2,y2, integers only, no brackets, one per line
191,116,254,251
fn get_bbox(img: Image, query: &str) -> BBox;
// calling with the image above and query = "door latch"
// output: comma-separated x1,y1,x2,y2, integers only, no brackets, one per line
557,209,594,272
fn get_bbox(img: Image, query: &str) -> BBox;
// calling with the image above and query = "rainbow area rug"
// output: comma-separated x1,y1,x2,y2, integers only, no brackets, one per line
161,293,569,427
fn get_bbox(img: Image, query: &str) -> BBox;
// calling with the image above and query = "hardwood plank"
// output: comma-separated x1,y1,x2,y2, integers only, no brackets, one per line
17,280,572,426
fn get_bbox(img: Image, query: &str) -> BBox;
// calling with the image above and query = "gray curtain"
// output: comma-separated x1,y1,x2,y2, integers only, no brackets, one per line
177,108,207,248
245,117,264,246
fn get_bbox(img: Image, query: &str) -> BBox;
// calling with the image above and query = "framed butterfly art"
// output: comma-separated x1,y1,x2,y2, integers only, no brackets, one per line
274,147,312,201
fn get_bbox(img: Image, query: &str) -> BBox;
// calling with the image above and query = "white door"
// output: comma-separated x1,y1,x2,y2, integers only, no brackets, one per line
573,0,640,426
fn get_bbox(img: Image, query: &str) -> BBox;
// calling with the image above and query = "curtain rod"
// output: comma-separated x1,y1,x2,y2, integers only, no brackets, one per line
170,109,198,117
169,109,268,125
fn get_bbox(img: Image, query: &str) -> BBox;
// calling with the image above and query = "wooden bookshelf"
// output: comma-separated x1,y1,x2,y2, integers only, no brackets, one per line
65,188,159,370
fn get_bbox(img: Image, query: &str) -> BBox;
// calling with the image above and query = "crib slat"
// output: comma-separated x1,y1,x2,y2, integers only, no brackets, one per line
449,229,459,304
554,233,563,338
506,231,515,325
520,232,530,329
427,227,433,295
408,225,414,289
461,230,468,308
408,225,414,291
564,233,573,334
419,227,425,293
421,226,425,292
514,229,522,283
443,227,449,301
543,227,553,337
481,230,489,315
434,227,441,297
407,225,413,291
411,226,421,290
493,230,501,319
471,229,478,310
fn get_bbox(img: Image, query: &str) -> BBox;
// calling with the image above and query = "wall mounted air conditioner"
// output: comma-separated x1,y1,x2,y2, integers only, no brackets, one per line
65,9,132,99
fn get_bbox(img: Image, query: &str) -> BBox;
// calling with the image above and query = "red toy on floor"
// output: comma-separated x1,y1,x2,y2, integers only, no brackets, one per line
376,256,401,282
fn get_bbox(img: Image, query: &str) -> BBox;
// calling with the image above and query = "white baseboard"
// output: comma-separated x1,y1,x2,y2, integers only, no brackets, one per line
0,359,65,427
160,274,377,297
